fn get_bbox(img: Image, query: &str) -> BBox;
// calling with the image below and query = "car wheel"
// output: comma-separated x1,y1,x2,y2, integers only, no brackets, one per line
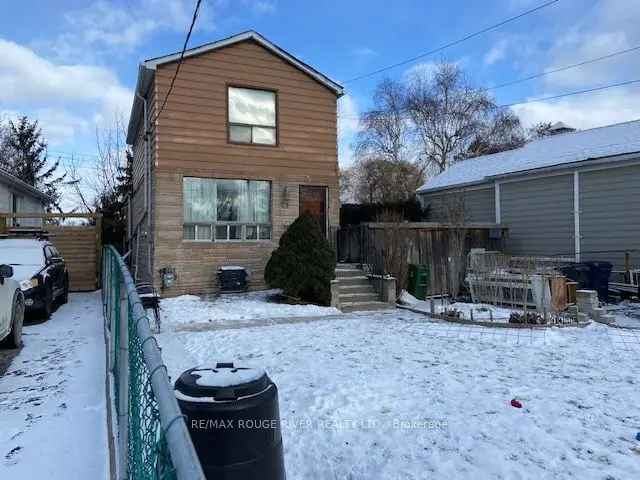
60,276,69,305
1,291,24,349
42,283,53,319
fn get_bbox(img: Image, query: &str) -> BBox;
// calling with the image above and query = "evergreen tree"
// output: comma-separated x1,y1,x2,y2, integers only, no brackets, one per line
4,116,65,210
265,213,336,305
95,148,133,252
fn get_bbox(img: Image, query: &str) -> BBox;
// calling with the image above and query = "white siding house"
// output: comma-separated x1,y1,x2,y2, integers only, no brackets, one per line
417,119,640,270
0,167,50,227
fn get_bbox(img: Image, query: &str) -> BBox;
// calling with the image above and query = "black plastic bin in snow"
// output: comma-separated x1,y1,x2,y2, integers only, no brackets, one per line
174,363,285,480
560,264,591,289
217,267,248,293
585,261,613,302
561,262,613,301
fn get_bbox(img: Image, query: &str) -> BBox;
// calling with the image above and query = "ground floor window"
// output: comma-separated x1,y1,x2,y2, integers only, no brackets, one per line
183,177,271,241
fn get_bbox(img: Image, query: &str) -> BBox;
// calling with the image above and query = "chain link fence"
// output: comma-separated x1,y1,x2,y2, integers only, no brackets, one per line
102,246,205,480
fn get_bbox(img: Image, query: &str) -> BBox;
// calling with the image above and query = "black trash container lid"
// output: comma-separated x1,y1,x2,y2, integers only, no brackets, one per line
175,363,269,402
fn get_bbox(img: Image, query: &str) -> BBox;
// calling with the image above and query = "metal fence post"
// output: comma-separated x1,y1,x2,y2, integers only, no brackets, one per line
118,275,130,479
102,245,206,480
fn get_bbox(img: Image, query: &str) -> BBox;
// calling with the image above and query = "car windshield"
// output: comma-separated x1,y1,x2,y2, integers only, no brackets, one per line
0,242,45,266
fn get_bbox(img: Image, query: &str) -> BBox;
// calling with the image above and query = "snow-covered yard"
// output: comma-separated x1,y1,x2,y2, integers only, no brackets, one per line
157,304,640,479
399,291,515,322
0,292,108,479
605,301,640,329
160,290,340,330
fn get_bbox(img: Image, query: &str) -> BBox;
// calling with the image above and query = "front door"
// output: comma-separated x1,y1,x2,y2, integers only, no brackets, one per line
299,186,327,236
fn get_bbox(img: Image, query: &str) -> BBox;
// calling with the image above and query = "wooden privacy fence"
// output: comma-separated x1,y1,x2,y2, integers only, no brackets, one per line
338,222,507,296
0,213,102,291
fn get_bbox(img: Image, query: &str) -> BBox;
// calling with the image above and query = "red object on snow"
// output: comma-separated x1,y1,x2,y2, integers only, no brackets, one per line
511,399,523,408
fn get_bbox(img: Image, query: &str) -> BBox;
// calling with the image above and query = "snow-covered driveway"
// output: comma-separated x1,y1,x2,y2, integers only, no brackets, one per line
158,311,640,480
0,292,108,479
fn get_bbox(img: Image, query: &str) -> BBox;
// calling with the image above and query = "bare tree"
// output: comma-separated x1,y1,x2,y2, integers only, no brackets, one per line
463,109,526,159
65,114,128,213
339,166,356,203
442,191,467,299
405,63,509,173
64,114,132,250
350,156,425,204
527,121,554,140
354,78,413,164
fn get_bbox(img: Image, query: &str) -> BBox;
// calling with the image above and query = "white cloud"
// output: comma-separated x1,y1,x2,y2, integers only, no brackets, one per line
484,40,508,66
0,39,131,110
352,47,377,58
0,39,132,147
46,0,217,61
253,1,276,14
512,86,640,130
33,109,91,147
507,0,640,129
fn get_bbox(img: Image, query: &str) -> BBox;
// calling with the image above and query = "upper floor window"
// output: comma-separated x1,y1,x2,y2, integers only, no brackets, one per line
228,86,277,146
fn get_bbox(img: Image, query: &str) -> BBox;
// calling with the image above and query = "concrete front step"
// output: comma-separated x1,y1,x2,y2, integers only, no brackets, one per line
334,276,370,286
341,301,394,313
339,292,380,303
337,284,376,294
335,269,365,278
337,263,360,269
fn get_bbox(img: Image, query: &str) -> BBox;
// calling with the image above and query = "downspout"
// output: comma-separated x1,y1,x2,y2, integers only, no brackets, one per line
135,92,149,214
573,171,581,262
135,91,149,282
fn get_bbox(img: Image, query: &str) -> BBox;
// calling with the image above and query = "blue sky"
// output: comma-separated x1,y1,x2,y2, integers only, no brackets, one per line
1,0,639,187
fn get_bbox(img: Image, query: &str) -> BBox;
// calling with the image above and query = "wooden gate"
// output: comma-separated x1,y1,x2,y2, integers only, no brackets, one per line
0,213,102,291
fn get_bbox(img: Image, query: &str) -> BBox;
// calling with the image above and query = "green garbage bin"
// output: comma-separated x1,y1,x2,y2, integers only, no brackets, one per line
408,264,430,300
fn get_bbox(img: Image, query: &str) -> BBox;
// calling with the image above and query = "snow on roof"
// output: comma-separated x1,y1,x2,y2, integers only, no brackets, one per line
417,119,640,193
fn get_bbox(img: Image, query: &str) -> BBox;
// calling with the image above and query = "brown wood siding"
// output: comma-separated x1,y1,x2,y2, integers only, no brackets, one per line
49,225,100,291
151,39,339,296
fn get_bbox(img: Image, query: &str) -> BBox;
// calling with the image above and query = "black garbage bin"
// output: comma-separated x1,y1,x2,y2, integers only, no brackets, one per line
585,261,613,302
217,267,248,293
174,363,285,480
560,264,591,288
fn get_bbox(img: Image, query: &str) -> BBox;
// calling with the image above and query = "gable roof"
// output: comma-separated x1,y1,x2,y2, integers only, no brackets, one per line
417,119,640,194
0,166,51,203
127,31,344,143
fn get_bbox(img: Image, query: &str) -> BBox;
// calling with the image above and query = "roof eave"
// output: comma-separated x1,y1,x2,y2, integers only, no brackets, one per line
142,31,344,97
126,65,155,145
417,150,640,194
0,169,51,203
417,179,493,195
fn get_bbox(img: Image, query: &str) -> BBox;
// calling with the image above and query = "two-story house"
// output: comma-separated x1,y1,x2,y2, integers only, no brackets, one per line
126,31,343,296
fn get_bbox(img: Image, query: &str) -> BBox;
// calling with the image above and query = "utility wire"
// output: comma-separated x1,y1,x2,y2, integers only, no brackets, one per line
344,0,560,83
499,78,640,108
337,78,640,120
153,0,203,124
487,44,640,91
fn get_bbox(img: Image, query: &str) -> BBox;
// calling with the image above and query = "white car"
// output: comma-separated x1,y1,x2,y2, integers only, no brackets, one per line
0,264,24,348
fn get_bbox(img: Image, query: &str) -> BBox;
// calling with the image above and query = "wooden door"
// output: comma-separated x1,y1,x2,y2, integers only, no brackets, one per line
299,186,327,236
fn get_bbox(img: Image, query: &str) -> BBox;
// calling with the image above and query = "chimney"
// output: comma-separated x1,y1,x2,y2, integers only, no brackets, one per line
548,121,576,136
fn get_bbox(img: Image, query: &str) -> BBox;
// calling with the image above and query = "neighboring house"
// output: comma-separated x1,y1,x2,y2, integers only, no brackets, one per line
417,119,640,270
0,166,50,228
126,31,343,296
